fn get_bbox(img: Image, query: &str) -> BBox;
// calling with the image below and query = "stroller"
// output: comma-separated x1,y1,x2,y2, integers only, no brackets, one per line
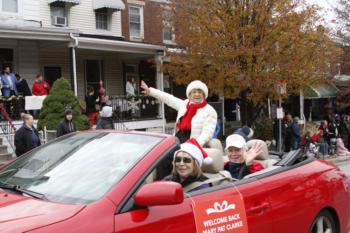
329,137,337,155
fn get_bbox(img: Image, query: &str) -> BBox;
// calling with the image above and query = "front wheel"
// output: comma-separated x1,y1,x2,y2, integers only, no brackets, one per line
309,210,337,233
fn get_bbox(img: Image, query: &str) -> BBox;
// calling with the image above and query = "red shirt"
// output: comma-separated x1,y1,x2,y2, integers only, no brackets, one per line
32,81,50,96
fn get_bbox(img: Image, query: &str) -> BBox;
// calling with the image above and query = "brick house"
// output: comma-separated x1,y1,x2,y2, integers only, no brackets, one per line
0,0,166,130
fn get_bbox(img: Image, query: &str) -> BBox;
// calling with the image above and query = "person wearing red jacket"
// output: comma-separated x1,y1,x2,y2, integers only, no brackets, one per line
32,74,50,96
224,134,264,179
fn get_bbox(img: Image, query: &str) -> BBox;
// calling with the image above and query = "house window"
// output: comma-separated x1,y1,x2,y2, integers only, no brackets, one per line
0,48,14,71
95,9,109,30
51,4,67,26
129,6,144,39
163,20,174,43
1,0,18,13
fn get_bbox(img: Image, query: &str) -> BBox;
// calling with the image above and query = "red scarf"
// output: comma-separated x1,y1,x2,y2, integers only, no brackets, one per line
177,101,207,131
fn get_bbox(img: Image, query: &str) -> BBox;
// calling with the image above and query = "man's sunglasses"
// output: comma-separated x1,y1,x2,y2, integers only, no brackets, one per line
174,156,192,163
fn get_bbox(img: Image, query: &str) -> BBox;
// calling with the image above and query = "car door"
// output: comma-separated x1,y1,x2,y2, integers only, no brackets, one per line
113,178,273,233
258,160,330,233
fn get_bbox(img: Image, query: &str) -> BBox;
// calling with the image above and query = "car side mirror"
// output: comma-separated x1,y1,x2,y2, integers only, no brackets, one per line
134,181,184,206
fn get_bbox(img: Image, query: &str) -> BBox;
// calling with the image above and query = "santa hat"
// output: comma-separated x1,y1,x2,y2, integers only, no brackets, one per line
174,138,212,167
186,80,209,99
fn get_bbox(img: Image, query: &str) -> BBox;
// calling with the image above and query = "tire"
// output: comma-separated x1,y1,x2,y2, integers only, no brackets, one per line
309,210,337,233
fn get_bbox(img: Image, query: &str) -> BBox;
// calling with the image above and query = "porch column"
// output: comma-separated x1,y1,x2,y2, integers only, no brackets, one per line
69,33,78,96
155,52,165,133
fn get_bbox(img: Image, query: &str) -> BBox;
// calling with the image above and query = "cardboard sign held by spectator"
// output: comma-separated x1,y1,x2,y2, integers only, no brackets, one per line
192,196,248,233
25,96,47,110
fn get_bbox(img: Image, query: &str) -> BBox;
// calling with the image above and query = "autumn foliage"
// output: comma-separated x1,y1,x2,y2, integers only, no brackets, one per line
165,0,341,107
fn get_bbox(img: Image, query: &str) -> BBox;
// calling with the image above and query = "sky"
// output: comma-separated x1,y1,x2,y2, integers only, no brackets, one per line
305,0,338,25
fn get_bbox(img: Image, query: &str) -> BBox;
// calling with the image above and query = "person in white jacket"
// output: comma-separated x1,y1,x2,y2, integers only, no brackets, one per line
141,80,217,147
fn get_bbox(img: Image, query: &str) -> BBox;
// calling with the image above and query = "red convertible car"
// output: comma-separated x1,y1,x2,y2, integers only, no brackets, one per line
0,131,349,233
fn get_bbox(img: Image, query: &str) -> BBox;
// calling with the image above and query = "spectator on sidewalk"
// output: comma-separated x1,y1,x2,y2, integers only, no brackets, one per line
345,116,350,150
284,114,293,152
1,65,18,97
312,125,329,156
32,74,50,96
85,86,99,128
336,137,350,156
96,101,113,129
14,114,41,156
339,115,350,150
224,134,264,179
291,117,301,150
319,121,330,144
56,108,76,137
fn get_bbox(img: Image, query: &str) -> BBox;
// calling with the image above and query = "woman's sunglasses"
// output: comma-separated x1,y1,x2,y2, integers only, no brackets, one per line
174,156,192,164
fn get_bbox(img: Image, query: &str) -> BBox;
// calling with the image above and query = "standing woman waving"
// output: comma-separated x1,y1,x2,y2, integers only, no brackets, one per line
141,80,217,147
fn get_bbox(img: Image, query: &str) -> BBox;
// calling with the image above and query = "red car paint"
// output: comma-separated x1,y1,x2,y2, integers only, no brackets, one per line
0,131,349,233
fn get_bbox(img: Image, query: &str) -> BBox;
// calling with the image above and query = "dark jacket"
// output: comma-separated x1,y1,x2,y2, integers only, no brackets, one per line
291,121,301,143
96,117,113,129
224,161,264,179
16,79,32,96
164,174,209,191
85,94,98,114
56,119,76,137
14,125,41,156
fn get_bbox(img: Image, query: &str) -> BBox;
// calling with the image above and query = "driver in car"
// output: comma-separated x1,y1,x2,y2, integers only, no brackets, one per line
224,134,264,179
164,138,212,192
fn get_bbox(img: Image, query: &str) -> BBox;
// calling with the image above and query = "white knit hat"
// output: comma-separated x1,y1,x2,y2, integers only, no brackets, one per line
174,138,211,167
225,134,247,150
186,80,209,99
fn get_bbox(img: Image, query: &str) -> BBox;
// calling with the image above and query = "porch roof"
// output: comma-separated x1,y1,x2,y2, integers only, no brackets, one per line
77,37,165,55
304,82,339,99
93,0,125,11
0,26,79,41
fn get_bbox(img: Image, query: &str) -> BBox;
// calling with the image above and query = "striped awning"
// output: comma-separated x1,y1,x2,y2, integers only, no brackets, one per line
48,0,81,4
93,0,125,11
304,82,339,99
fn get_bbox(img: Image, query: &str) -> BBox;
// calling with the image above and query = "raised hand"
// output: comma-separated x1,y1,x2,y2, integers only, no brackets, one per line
140,80,150,95
243,142,263,166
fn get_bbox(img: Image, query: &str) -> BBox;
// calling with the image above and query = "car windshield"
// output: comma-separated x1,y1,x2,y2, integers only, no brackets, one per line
0,132,163,204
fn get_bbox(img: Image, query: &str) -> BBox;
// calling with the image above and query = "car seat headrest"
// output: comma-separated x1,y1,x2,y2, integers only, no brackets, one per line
201,148,224,173
246,139,269,160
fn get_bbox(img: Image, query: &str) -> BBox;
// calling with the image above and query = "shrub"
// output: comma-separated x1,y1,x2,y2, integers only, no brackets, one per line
252,117,274,141
37,78,89,130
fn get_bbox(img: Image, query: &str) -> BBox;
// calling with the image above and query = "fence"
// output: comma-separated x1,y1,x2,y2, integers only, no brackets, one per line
0,96,25,121
109,95,159,121
0,121,18,151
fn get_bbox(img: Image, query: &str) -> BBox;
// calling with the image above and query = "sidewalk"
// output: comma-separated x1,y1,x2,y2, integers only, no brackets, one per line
323,155,350,164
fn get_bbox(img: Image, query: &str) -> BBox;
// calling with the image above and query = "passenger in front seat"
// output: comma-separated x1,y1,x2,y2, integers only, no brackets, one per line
224,134,264,179
164,139,212,192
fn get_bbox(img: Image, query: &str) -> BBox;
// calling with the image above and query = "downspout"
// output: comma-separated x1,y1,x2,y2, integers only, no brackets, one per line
69,33,78,96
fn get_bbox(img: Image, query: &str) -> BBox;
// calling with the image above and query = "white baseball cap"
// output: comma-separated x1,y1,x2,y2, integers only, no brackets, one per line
225,134,246,150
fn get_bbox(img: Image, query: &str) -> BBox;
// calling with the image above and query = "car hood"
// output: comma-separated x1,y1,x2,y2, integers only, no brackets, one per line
0,190,85,233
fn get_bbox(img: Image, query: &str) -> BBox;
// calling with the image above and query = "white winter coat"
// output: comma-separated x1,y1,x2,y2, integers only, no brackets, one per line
149,88,217,146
